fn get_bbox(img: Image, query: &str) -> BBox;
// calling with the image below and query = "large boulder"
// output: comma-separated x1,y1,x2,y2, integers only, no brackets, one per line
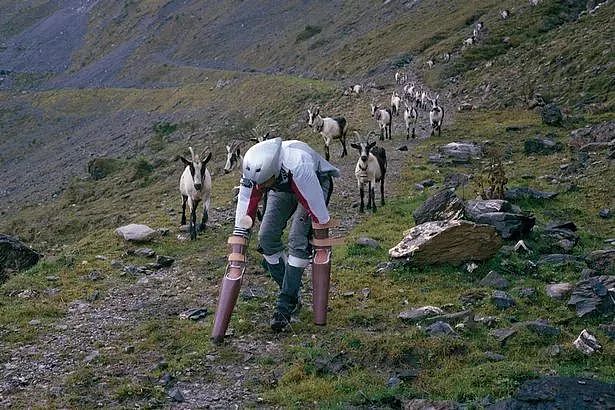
464,200,513,221
0,234,42,282
412,189,465,224
567,276,615,317
488,376,615,409
389,220,501,265
475,212,535,239
438,142,483,163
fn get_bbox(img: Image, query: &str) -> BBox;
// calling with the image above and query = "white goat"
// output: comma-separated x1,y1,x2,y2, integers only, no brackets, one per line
223,140,243,174
428,95,444,137
352,84,362,94
351,132,387,213
500,9,510,19
403,100,419,139
427,59,434,69
370,103,392,141
529,0,540,6
390,91,401,116
421,90,428,110
307,106,348,161
394,70,407,85
463,36,476,46
179,147,212,240
442,52,451,62
403,83,415,100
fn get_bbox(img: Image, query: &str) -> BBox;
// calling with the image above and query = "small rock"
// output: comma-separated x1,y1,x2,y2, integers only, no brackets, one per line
518,288,536,298
398,306,444,323
541,103,563,126
573,329,601,355
599,209,611,219
397,369,420,381
464,262,479,273
524,136,563,155
484,351,505,362
28,319,41,326
356,236,380,249
374,261,399,275
88,270,103,281
458,102,474,112
362,288,371,299
545,344,561,357
489,327,517,343
545,283,573,300
598,323,615,340
84,350,100,363
567,275,615,317
179,308,209,321
168,387,185,402
505,187,558,201
420,179,435,187
110,260,123,269
585,249,615,275
45,275,59,281
525,319,560,336
134,248,156,257
398,145,408,151
115,224,157,242
539,254,584,268
156,255,175,267
86,290,100,302
415,183,425,191
341,291,355,298
387,376,402,388
159,372,173,386
479,271,510,289
491,290,515,309
475,315,498,327
426,321,458,337
124,345,135,353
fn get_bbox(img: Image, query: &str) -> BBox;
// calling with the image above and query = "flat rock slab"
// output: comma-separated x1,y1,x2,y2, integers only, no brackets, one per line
398,306,444,323
438,142,483,163
356,236,380,249
567,275,615,317
525,319,560,336
115,224,157,241
426,321,459,338
389,220,501,265
492,290,515,309
0,234,41,280
479,271,510,289
489,327,517,344
524,136,563,155
505,187,558,201
539,254,585,268
488,376,615,409
412,189,465,224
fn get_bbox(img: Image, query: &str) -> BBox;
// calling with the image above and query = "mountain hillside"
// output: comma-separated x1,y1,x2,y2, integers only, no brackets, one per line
0,0,613,408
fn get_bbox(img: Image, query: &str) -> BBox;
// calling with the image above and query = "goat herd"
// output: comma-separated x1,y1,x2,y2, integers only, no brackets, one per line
177,70,446,239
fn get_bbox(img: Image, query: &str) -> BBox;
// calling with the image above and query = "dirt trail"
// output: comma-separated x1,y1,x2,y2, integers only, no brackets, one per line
0,77,449,408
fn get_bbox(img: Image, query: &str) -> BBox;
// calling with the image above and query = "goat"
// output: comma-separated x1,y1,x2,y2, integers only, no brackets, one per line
414,89,421,109
529,0,540,6
223,140,243,174
352,84,362,94
307,106,348,161
390,91,401,116
442,52,451,63
428,95,444,137
500,9,510,19
351,132,386,213
427,59,434,69
395,70,406,85
403,83,415,100
370,103,392,141
179,147,212,240
421,90,428,110
463,36,476,46
403,100,419,139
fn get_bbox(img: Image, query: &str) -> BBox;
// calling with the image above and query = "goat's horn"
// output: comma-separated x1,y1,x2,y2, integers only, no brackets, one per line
189,146,195,160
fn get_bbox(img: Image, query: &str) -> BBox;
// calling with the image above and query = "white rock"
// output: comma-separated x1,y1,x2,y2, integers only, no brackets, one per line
115,224,157,241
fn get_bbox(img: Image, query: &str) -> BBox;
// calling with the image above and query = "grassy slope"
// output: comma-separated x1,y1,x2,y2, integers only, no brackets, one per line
1,0,614,407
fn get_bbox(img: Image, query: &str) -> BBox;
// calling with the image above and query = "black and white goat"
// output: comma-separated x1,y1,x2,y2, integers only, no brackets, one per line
403,100,419,139
351,132,386,213
223,140,243,174
500,9,510,19
179,147,212,240
307,106,348,161
352,84,362,94
390,91,401,116
370,103,392,141
395,71,407,85
427,59,434,69
428,95,444,137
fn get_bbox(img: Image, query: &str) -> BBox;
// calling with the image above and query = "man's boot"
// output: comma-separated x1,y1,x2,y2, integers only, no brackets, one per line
261,254,286,289
271,264,304,332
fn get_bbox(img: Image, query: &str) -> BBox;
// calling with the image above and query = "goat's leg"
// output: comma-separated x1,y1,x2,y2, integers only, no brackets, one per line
412,126,416,139
359,185,365,213
325,144,330,161
438,125,442,137
380,178,385,206
370,181,377,212
199,199,209,232
367,181,373,211
379,127,384,141
180,195,188,225
388,123,392,140
340,135,347,158
190,206,197,240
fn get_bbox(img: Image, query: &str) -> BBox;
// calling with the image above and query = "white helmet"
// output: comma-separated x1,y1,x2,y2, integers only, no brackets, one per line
242,137,282,184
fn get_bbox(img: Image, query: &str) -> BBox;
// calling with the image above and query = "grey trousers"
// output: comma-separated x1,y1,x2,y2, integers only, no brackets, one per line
258,174,333,315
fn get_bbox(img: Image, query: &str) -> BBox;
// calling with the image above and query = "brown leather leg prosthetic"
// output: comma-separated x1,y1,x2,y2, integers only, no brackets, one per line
310,220,344,326
211,235,248,344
